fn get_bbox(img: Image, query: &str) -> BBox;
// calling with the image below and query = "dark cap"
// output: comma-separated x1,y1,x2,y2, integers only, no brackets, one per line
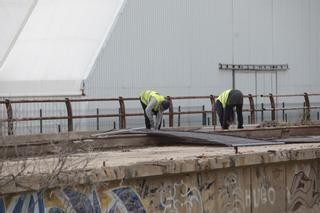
161,99,170,110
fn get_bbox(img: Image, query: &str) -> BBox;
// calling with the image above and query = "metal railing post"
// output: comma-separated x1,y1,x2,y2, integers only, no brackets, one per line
269,93,276,121
282,102,285,121
65,98,73,132
40,109,43,133
178,106,181,127
167,96,174,127
261,103,264,122
303,92,311,121
210,95,216,126
96,108,100,131
5,99,14,135
118,96,126,129
248,94,255,124
202,105,206,126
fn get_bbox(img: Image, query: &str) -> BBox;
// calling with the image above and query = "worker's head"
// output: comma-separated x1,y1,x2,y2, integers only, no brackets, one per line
161,99,170,111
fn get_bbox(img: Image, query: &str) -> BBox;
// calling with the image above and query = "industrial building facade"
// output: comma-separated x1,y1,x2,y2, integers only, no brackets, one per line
0,0,320,134
85,0,320,98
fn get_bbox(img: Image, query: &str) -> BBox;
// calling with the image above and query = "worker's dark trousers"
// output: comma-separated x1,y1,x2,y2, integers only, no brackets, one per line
140,100,161,129
215,100,225,128
215,100,243,129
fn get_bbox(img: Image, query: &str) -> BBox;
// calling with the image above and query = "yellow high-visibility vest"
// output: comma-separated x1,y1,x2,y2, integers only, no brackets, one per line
216,89,232,108
140,90,165,111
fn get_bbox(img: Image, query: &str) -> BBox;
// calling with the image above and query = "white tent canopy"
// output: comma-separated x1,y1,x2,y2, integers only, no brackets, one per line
0,0,36,66
0,0,125,97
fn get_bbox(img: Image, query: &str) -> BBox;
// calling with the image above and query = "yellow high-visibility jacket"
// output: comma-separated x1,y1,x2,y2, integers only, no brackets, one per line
216,89,232,108
140,90,165,111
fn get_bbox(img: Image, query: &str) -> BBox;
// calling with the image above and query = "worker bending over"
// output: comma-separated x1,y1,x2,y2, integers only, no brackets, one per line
215,89,244,129
139,90,170,130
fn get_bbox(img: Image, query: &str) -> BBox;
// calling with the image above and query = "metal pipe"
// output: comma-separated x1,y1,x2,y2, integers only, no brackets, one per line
282,102,285,121
248,94,255,124
118,96,126,129
5,99,14,135
167,96,174,127
202,105,206,126
303,92,311,121
261,103,264,122
178,106,181,127
96,108,100,131
269,93,276,121
210,95,216,126
40,109,43,133
65,98,73,132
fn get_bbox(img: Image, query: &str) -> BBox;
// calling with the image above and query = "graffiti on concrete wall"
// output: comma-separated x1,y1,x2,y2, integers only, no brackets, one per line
245,185,276,208
218,171,276,212
219,173,244,213
159,180,203,213
247,168,276,208
107,187,146,213
1,163,320,213
288,167,320,211
0,186,146,213
0,193,44,213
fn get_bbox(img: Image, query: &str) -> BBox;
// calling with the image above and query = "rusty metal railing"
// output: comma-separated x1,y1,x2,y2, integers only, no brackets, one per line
1,93,320,135
258,93,320,122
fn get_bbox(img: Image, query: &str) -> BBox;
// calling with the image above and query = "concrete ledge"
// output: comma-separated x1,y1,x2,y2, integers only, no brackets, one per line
1,143,320,194
0,143,320,212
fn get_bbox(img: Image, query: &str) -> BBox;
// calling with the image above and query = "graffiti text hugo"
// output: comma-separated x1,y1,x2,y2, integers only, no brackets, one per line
244,185,276,208
220,173,276,212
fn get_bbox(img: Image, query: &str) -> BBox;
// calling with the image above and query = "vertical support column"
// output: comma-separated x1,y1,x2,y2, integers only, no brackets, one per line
303,92,310,121
269,93,276,121
232,69,235,90
65,98,73,132
248,94,255,124
96,108,100,131
5,99,14,135
177,106,181,127
167,96,174,127
210,95,216,126
202,105,206,126
261,103,264,122
40,109,43,133
118,96,126,129
282,102,285,121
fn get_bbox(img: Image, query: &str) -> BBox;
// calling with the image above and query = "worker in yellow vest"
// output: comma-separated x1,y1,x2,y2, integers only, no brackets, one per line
215,89,244,129
139,90,170,130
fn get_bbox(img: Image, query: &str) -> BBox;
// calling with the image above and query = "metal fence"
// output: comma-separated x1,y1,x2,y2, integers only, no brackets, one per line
1,93,320,136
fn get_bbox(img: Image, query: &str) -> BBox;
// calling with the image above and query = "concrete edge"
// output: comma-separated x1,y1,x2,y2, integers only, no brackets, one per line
1,146,320,194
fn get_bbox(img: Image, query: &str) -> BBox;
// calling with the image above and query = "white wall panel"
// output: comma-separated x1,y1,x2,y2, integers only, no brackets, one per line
273,0,315,93
86,0,234,98
309,0,320,92
86,0,320,99
233,0,275,95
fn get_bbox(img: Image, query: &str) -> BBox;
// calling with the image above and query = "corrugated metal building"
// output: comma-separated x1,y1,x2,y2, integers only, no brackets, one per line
86,0,320,99
0,0,320,134
1,0,319,98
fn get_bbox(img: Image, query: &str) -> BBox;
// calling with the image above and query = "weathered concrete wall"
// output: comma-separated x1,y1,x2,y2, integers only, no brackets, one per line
1,159,319,213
